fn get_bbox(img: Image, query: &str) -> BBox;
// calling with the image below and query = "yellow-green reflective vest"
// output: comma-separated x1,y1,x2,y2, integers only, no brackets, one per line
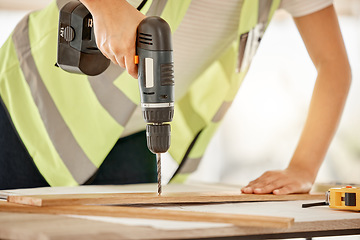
0,0,280,186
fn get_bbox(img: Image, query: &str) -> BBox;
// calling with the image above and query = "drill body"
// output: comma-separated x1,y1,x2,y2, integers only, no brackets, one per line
136,17,174,195
57,2,174,193
136,17,174,155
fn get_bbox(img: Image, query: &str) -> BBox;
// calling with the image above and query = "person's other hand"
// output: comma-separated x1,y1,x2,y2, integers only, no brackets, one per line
241,168,314,195
80,0,146,78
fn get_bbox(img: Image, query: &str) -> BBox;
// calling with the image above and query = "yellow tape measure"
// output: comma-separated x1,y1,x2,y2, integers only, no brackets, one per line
302,186,360,212
328,186,359,211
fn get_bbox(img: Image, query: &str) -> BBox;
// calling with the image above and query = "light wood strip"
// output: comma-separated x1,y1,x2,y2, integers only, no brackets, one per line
7,191,324,207
0,201,293,228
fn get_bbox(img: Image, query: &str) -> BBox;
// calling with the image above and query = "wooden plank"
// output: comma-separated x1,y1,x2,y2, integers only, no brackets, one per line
1,212,360,240
7,191,324,207
0,201,293,228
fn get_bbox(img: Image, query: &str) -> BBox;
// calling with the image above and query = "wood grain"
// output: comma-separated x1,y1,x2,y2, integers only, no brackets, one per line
7,191,324,207
0,201,293,228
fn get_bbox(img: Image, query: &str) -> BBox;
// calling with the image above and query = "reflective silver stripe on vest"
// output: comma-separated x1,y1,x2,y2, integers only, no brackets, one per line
238,0,274,73
212,101,233,123
12,15,97,184
177,157,202,174
87,64,136,126
146,0,168,16
56,0,74,10
258,0,273,24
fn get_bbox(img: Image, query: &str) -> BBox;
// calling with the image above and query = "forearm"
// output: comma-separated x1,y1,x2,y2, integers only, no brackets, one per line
241,5,351,195
242,63,351,195
288,61,351,181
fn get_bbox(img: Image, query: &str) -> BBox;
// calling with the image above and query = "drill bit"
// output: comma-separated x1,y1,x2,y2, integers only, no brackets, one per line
156,153,162,195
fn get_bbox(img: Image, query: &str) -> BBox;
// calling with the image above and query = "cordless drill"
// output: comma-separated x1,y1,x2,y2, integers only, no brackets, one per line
57,1,174,195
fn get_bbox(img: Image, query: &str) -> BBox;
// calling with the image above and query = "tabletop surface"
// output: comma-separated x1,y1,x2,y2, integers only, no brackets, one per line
0,183,359,240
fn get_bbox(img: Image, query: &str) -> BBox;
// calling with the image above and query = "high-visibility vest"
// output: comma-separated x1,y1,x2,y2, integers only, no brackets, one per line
0,0,280,186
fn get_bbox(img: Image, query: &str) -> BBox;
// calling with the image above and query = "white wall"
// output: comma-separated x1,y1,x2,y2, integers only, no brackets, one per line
0,0,51,10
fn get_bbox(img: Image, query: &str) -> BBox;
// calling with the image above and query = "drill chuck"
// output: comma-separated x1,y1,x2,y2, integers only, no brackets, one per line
146,124,171,153
142,103,174,123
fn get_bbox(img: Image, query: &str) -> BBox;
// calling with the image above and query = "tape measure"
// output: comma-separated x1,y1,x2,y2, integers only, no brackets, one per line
328,186,359,211
302,186,359,212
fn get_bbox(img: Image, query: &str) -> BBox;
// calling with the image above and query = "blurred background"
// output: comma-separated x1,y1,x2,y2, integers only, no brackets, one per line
1,1,360,239
1,1,359,186
190,0,360,188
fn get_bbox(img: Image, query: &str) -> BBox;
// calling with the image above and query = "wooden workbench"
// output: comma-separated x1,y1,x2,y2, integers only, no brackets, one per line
0,183,359,240
0,211,359,240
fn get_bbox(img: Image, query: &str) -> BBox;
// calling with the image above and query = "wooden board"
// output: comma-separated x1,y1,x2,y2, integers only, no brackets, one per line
0,201,293,228
7,191,324,207
1,211,360,240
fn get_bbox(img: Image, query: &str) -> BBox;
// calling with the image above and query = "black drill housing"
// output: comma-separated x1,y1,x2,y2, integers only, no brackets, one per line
136,17,174,154
57,1,110,75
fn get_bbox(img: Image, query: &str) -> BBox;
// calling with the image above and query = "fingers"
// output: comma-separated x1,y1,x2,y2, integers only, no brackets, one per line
86,0,145,78
114,55,126,69
274,180,313,195
242,180,285,194
92,16,141,78
241,170,313,195
241,169,313,195
255,181,286,194
106,41,126,69
99,43,118,66
273,186,294,195
241,171,281,194
99,39,138,78
124,49,138,79
242,181,290,195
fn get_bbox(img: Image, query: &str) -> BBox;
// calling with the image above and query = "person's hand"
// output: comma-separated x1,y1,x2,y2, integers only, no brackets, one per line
80,0,146,78
241,167,314,195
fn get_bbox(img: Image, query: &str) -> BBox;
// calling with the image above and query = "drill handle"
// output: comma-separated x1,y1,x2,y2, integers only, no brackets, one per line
136,17,175,108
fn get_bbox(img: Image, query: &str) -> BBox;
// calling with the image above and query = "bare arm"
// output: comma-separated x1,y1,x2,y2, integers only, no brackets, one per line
242,5,351,194
80,0,145,78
